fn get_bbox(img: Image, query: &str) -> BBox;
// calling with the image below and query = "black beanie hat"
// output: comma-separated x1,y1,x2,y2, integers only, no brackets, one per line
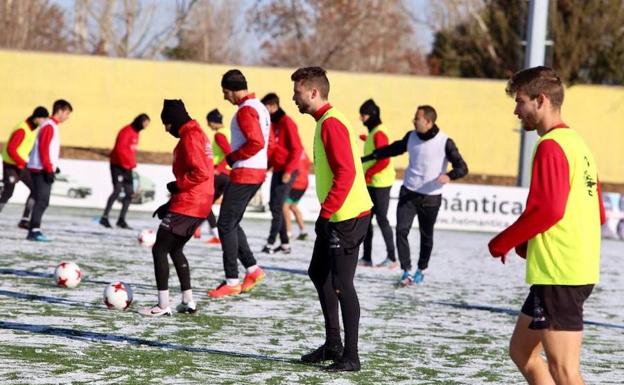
221,69,247,91
161,99,191,138
359,99,379,117
206,109,223,124
31,106,49,119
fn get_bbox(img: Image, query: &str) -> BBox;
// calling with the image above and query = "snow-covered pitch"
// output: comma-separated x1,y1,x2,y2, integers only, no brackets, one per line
0,205,622,384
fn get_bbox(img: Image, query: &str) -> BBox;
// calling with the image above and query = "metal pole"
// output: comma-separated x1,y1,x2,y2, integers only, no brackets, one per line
517,0,549,187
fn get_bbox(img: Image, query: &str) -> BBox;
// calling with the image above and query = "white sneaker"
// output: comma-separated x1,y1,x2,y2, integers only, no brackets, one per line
138,305,172,317
176,300,197,314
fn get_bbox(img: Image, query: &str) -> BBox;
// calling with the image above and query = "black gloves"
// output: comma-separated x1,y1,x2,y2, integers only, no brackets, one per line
55,167,61,174
225,154,236,168
43,172,55,184
315,216,330,238
152,201,170,219
166,181,179,194
361,153,376,163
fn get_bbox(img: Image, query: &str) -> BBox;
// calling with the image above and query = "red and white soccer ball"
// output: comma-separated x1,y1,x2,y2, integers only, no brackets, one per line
54,261,82,288
138,229,157,247
103,281,133,310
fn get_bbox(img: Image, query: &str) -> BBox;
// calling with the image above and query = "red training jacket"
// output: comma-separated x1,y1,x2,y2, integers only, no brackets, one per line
169,120,214,218
292,151,311,191
269,113,303,174
110,125,139,170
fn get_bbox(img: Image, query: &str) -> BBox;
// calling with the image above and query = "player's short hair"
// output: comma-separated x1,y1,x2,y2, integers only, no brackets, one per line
52,99,73,114
221,69,248,91
417,105,437,124
261,92,280,106
291,67,330,99
506,66,564,108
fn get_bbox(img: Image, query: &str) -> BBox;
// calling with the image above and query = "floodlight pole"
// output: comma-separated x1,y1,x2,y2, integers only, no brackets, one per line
517,0,549,187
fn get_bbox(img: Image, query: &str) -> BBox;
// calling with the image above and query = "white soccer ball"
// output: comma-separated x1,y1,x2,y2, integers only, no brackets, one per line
54,261,82,288
138,229,157,247
103,281,133,310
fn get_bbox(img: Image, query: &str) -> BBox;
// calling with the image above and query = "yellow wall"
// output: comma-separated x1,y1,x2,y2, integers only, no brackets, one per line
1,50,622,182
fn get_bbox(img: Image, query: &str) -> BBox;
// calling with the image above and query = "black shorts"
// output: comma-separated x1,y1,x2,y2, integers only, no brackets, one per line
521,284,594,331
287,188,306,203
159,212,204,238
110,164,133,185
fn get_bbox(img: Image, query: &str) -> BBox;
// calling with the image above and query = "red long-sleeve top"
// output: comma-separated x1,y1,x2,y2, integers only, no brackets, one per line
227,94,267,184
364,130,390,184
5,120,35,168
269,113,304,174
314,103,369,219
488,128,606,258
37,118,59,173
110,125,139,170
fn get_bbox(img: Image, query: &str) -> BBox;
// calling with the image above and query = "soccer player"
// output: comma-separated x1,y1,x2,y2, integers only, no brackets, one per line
362,105,468,285
0,106,49,229
358,99,397,268
488,66,605,385
283,151,311,241
209,69,269,298
261,92,304,255
139,99,213,316
292,66,372,372
100,113,150,229
26,100,73,242
204,108,230,245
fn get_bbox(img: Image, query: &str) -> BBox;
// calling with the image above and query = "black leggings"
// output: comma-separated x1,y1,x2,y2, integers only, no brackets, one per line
362,186,395,262
0,163,34,219
102,164,133,221
308,214,370,359
152,228,192,291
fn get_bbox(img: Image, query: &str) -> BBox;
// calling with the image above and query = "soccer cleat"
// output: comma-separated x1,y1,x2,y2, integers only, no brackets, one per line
399,271,413,287
275,244,291,254
208,281,242,298
261,244,275,254
17,219,30,230
116,220,132,230
301,343,344,364
375,258,399,270
296,232,309,241
138,305,172,317
323,356,361,372
99,217,112,228
26,231,51,242
413,269,424,284
358,259,373,267
176,300,197,314
241,267,265,293
193,227,201,239
205,236,221,245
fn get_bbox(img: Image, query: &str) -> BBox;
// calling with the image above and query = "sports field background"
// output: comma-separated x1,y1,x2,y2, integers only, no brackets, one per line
0,205,622,384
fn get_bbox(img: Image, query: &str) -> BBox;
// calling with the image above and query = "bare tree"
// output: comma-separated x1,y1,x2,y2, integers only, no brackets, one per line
165,0,244,64
71,0,198,59
0,0,69,52
248,0,427,74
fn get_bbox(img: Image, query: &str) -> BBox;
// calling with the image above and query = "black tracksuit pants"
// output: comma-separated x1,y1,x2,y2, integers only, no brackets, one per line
0,162,35,219
267,170,298,245
308,214,371,359
102,164,133,221
396,186,442,272
362,186,395,262
207,173,230,228
217,182,261,279
29,172,53,230
152,228,193,291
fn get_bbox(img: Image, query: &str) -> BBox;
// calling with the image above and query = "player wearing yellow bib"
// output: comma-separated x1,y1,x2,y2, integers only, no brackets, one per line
292,67,372,372
489,67,606,385
0,106,49,227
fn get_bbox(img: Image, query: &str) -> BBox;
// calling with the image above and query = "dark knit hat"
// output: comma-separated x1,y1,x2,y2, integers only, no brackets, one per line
221,69,247,91
206,109,223,124
359,99,379,117
161,99,191,138
31,106,49,119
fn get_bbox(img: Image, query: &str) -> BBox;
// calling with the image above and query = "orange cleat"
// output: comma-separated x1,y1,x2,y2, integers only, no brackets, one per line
193,227,202,239
208,281,242,298
205,236,221,245
241,267,265,293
